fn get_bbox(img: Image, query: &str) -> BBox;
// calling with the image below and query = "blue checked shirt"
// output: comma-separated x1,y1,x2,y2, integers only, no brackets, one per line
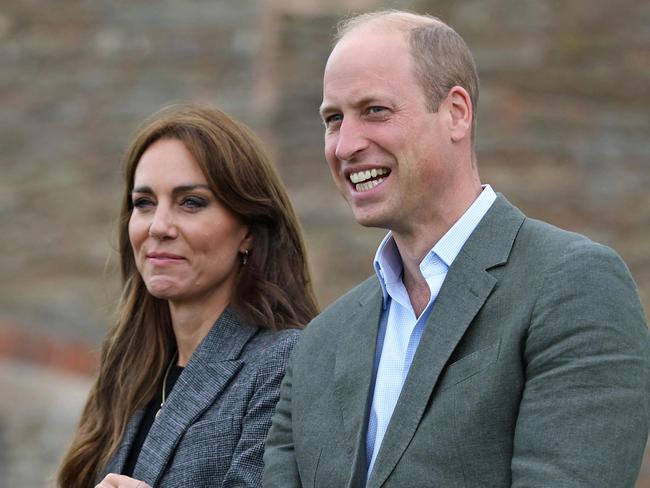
366,185,497,479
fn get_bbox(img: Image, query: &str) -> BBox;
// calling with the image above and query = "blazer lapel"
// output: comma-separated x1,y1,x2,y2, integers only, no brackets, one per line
101,410,145,478
332,278,384,487
368,195,525,488
133,309,257,486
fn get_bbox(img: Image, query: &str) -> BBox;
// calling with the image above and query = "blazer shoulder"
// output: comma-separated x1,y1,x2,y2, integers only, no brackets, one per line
244,327,300,362
517,216,629,271
513,216,643,321
299,275,379,342
314,275,377,320
490,196,621,268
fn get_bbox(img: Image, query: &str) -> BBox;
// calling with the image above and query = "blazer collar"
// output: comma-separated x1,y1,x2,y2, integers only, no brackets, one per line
122,308,257,485
460,194,526,270
189,307,258,364
367,195,525,488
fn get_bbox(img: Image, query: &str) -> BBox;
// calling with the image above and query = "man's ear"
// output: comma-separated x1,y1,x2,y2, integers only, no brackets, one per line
445,86,472,142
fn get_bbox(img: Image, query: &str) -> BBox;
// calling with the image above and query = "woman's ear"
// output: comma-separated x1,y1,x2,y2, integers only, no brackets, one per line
239,227,254,254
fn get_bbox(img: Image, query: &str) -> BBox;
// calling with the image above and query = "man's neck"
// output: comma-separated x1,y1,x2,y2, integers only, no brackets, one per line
391,183,483,317
402,265,431,318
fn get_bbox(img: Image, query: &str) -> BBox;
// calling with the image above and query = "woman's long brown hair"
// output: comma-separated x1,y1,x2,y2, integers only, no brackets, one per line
57,104,319,488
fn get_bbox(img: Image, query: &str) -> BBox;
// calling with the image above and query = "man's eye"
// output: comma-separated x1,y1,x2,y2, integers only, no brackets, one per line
325,114,343,127
182,196,207,209
368,106,387,114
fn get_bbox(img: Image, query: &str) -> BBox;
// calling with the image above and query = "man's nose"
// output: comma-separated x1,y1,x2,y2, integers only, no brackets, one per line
335,118,369,161
148,205,178,240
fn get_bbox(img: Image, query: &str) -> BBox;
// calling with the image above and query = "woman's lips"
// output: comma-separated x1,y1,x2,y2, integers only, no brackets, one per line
146,252,185,264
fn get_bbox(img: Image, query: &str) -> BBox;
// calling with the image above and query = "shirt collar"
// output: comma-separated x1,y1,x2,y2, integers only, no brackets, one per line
373,184,497,306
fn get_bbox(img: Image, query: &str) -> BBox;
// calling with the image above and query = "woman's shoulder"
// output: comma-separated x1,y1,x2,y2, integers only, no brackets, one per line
234,328,299,389
243,327,301,363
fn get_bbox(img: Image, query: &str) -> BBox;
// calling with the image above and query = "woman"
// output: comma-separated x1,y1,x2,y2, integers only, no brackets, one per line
57,104,318,488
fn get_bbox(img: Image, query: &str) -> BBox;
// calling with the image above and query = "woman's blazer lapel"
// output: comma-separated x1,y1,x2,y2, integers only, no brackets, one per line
101,410,145,476
132,308,258,486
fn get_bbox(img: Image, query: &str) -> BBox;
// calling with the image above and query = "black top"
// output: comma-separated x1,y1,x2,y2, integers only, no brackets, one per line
122,364,184,477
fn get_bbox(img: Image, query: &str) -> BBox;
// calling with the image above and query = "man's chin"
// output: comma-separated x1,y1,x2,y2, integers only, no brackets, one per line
350,210,390,230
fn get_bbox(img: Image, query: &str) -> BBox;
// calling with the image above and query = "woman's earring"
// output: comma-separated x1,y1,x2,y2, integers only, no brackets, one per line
241,249,249,266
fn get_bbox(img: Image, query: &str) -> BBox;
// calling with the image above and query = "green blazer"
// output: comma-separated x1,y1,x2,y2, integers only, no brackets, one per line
264,196,650,487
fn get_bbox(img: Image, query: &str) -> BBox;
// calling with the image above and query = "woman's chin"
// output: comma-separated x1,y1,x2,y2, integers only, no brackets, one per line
145,278,182,300
147,290,177,301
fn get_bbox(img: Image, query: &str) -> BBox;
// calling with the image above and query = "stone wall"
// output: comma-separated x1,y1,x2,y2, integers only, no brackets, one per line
0,0,648,485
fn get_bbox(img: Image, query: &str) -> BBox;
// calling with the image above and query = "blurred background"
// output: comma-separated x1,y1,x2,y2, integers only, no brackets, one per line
1,0,648,486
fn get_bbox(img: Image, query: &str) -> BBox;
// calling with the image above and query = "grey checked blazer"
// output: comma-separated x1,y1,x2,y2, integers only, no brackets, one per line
264,195,650,487
100,308,299,487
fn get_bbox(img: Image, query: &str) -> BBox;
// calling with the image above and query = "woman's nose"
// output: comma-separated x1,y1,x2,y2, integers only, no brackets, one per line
148,205,178,240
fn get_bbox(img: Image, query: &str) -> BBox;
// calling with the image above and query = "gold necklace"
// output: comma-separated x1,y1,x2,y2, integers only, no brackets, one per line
156,352,177,419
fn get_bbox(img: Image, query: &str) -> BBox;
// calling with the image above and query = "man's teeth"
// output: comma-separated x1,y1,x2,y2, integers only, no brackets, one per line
349,168,388,184
355,177,384,192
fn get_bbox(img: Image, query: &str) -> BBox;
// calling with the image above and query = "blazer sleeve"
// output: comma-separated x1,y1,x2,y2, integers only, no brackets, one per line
222,333,298,488
511,241,650,487
263,349,302,487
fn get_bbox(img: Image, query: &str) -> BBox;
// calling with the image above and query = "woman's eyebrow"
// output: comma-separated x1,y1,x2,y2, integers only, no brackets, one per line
131,185,152,194
131,184,211,194
171,184,211,195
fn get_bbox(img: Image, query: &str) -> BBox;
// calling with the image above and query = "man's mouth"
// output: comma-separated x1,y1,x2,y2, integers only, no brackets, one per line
349,168,390,192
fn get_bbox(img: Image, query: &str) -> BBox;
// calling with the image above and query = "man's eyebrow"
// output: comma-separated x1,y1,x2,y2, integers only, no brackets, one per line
319,103,336,119
131,184,211,194
319,95,389,118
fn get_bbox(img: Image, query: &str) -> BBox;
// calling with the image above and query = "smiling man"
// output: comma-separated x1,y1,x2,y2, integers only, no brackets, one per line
264,10,650,487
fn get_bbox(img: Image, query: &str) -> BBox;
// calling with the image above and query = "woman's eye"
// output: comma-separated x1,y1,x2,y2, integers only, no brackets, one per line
182,196,207,209
132,197,154,209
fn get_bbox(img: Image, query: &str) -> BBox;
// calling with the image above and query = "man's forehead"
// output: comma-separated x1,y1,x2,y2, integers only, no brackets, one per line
323,33,413,94
324,31,411,85
331,24,406,58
